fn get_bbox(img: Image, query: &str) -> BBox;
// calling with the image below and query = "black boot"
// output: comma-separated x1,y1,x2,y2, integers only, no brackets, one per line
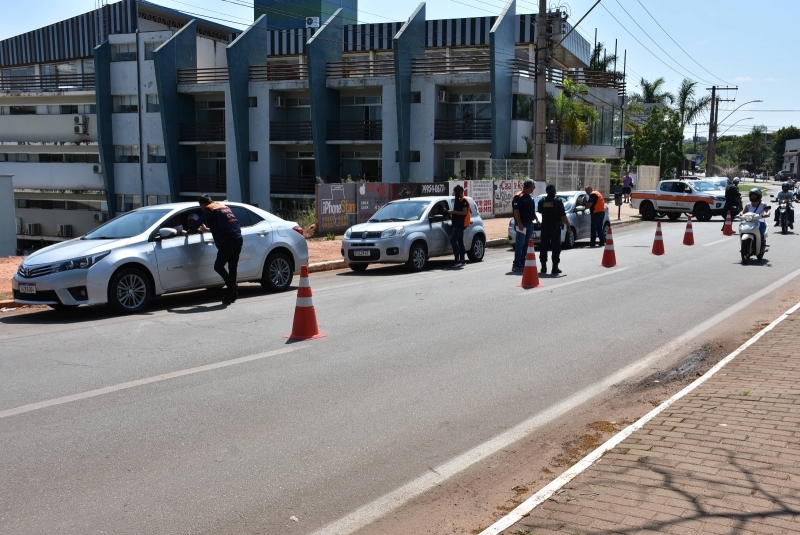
552,264,562,275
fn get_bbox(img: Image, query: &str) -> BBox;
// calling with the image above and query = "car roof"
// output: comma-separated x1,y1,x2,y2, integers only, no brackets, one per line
390,196,450,203
138,201,250,211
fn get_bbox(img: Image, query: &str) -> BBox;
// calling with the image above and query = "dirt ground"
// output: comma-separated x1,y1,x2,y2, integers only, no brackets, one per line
0,257,21,301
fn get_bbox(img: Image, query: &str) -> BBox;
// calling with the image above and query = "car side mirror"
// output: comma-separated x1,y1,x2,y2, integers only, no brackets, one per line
430,214,446,223
158,228,178,239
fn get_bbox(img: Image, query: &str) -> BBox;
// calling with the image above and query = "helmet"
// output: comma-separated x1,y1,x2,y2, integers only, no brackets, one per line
545,184,557,196
732,177,740,184
783,182,791,192
749,188,762,202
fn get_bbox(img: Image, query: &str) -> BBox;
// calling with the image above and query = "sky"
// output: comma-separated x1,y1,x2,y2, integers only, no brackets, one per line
2,0,797,139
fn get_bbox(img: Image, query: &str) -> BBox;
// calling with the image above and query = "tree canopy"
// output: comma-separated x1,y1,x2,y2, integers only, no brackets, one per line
631,106,684,178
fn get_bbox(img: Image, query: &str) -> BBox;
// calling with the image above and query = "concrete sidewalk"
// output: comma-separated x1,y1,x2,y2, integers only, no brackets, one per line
491,303,800,534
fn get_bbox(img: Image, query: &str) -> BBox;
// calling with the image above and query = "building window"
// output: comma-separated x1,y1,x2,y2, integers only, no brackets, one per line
410,92,421,103
512,94,535,121
82,60,95,75
111,43,137,62
146,94,160,113
0,154,6,162
147,145,166,163
9,106,37,115
144,41,164,60
116,194,141,212
113,95,138,113
249,97,258,108
146,195,171,206
114,145,140,163
249,151,258,162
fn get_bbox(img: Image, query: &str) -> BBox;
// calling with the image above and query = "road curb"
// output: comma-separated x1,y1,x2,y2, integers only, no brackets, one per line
0,300,18,308
308,259,348,273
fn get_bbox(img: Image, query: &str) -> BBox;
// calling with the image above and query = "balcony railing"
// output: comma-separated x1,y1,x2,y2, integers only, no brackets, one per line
0,73,95,92
181,174,227,193
177,68,229,84
327,120,382,141
411,56,491,75
434,119,492,140
270,175,317,195
326,59,395,78
513,60,626,96
179,123,225,142
249,64,308,82
327,175,382,183
270,121,312,142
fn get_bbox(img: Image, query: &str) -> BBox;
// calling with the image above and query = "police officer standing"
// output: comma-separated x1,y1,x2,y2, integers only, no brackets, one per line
539,184,570,275
721,177,741,231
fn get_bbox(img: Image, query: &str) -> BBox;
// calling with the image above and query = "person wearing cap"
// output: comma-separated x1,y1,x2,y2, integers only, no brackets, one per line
511,179,538,272
721,177,741,231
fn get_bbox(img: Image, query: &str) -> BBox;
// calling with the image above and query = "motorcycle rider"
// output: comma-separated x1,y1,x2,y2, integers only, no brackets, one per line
721,177,741,230
774,182,795,229
743,188,770,245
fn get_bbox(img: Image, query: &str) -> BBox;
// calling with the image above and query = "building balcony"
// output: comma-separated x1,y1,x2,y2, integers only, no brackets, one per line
326,59,394,79
434,119,491,141
270,175,316,195
411,56,490,75
0,73,95,92
327,120,382,141
249,64,308,82
180,174,227,194
179,123,225,143
513,61,626,97
177,68,229,84
270,121,312,142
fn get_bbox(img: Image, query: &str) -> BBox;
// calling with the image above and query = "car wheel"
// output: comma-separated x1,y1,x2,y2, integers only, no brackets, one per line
349,263,369,272
667,212,681,221
693,203,712,222
406,242,428,272
467,235,485,262
108,267,151,314
640,201,656,221
563,227,576,249
261,251,293,292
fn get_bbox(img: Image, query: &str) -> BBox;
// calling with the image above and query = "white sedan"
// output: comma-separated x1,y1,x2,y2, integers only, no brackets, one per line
12,202,308,314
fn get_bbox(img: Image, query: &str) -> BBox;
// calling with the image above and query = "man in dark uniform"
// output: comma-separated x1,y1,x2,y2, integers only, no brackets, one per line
188,194,243,305
539,184,570,275
447,185,469,268
721,177,741,231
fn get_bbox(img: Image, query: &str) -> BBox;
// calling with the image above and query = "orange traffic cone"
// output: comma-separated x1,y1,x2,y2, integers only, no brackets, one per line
519,239,543,289
651,221,666,255
284,265,326,340
683,215,695,245
601,226,617,267
722,211,734,236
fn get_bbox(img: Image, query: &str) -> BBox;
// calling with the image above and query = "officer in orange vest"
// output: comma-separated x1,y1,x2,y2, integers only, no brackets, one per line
585,186,606,247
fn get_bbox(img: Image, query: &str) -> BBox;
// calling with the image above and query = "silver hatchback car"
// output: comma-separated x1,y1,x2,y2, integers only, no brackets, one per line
341,196,486,271
12,202,309,314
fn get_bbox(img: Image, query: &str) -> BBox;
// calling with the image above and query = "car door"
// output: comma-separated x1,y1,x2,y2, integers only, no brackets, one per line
428,200,451,256
657,181,677,209
228,205,271,280
573,194,590,239
674,182,695,211
153,210,218,290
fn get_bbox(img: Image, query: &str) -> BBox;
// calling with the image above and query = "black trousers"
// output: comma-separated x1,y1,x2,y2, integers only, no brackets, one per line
214,237,243,295
539,224,561,265
450,225,465,261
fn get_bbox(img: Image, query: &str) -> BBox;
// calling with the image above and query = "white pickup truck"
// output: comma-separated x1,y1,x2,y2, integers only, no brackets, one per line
630,179,729,221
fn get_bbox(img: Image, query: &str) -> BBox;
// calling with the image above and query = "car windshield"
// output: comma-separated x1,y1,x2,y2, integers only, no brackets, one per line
368,201,429,222
692,181,722,192
84,209,171,239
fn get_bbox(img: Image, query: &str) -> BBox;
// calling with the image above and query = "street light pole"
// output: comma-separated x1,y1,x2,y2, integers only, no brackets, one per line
659,143,664,177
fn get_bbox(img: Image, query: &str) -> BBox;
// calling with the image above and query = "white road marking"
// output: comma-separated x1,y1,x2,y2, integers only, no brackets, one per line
311,265,800,535
703,236,736,247
519,268,629,295
0,345,307,420
480,297,800,535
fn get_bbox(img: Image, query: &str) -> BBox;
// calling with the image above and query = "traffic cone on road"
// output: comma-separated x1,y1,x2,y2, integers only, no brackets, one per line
722,211,734,236
601,226,617,267
284,266,326,340
651,222,666,255
519,239,543,289
683,215,695,246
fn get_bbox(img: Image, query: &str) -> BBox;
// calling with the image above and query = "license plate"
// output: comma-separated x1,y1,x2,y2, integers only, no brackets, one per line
19,283,36,294
353,249,371,257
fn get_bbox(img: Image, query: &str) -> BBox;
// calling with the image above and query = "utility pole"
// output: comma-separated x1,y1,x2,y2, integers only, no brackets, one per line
534,0,547,184
706,87,716,174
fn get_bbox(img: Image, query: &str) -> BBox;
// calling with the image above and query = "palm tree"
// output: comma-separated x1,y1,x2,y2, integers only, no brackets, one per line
675,78,710,129
589,42,617,73
547,78,600,160
629,77,674,105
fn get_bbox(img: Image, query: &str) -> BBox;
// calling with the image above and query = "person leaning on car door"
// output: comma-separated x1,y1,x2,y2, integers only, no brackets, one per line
585,186,606,247
187,194,243,305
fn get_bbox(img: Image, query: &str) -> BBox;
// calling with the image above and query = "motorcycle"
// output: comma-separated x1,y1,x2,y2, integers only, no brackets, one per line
739,212,768,264
778,201,791,235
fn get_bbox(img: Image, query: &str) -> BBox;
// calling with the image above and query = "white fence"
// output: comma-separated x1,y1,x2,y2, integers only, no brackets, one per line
635,165,660,192
489,159,611,194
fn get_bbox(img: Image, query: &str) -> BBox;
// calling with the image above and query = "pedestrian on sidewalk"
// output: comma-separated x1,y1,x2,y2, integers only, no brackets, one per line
511,179,538,272
539,184,569,275
585,186,606,247
447,185,470,268
622,172,634,203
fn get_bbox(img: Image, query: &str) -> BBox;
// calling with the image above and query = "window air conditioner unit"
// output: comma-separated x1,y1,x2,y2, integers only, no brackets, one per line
94,212,109,222
58,224,73,237
74,115,87,125
92,164,103,174
275,96,286,108
26,223,41,236
438,90,448,103
74,125,88,135
305,17,320,29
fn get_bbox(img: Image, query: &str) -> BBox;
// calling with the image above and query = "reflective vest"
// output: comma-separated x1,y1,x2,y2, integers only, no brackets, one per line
463,197,471,226
591,192,605,213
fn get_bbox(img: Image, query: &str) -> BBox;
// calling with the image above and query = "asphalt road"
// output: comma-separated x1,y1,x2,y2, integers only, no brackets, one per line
3,217,800,535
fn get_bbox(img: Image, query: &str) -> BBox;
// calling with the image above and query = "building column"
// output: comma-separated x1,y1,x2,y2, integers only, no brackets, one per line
393,3,426,182
93,41,117,217
307,9,343,182
490,0,516,160
153,21,198,201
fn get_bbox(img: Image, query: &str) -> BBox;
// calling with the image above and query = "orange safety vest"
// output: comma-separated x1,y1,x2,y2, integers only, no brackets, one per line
462,196,471,226
591,192,605,213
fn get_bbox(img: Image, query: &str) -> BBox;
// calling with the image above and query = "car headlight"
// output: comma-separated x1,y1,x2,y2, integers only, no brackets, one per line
381,226,405,239
54,251,110,272
344,228,352,239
